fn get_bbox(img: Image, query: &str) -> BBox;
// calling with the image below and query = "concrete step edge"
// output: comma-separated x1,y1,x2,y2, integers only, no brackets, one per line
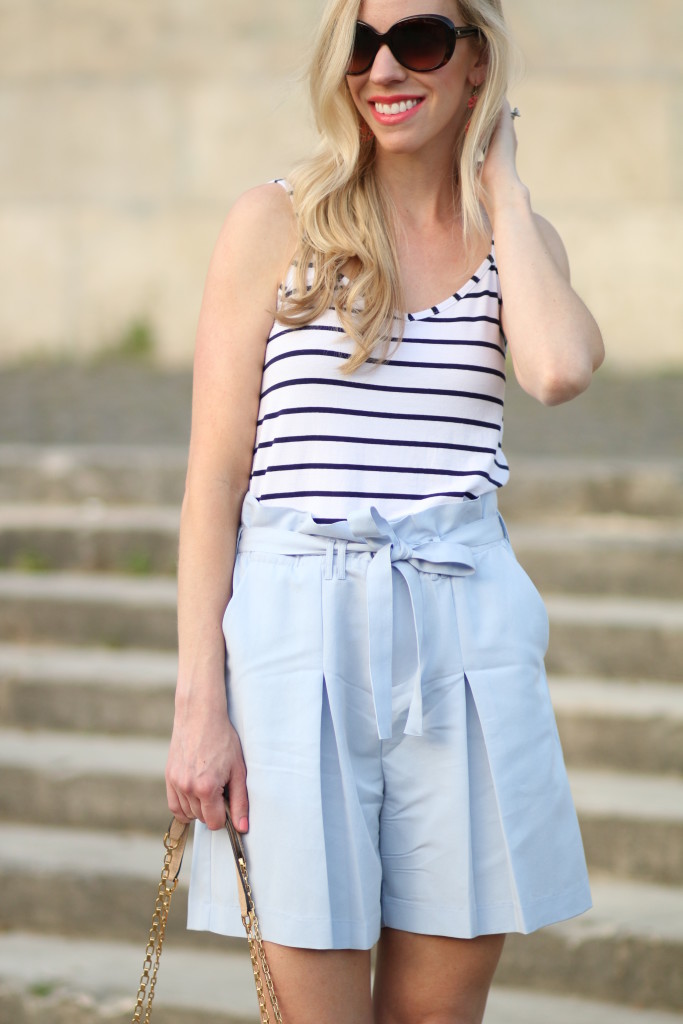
0,444,188,469
0,570,177,604
2,503,683,542
3,644,682,713
549,677,683,718
544,593,683,629
3,821,683,945
1,570,682,629
2,641,681,697
1,729,682,823
1,444,681,475
0,641,177,685
1,932,682,1024
0,504,180,529
0,930,256,1023
509,514,683,543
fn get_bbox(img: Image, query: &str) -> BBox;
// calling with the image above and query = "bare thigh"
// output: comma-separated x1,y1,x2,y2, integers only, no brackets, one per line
262,941,373,1024
373,929,506,1024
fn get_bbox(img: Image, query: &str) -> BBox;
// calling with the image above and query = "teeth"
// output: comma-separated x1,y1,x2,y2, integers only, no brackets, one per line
375,99,420,115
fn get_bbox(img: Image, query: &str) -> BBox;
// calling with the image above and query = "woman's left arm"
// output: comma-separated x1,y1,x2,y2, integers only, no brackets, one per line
480,100,605,406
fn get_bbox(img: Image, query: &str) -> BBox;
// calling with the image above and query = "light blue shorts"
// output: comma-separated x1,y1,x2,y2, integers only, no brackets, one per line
187,492,591,949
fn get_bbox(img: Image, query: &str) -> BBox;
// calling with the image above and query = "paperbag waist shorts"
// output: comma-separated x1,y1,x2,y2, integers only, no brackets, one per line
187,492,591,949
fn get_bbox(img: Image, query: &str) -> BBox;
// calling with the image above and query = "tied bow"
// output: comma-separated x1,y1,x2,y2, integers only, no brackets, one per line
347,507,476,740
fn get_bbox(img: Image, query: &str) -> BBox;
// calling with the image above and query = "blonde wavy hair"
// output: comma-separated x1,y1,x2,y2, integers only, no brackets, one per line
279,0,516,372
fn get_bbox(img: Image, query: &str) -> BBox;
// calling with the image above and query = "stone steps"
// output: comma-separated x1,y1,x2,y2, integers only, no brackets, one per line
2,446,682,1016
569,769,683,885
2,504,683,596
0,643,177,736
0,570,177,649
1,733,681,884
0,445,187,506
550,676,683,775
2,571,682,679
2,445,682,518
6,935,683,1024
0,823,229,952
1,824,683,1012
498,875,683,1011
542,593,683,681
3,933,683,1024
0,503,179,575
508,515,683,597
2,643,683,774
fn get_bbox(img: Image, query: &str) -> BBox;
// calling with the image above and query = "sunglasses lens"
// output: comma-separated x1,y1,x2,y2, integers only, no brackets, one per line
393,18,450,71
348,23,378,74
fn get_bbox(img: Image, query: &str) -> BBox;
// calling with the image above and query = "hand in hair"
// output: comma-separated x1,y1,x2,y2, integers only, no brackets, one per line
477,98,524,220
476,100,604,405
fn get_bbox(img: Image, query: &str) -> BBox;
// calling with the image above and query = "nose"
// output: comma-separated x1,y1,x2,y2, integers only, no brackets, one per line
368,43,408,84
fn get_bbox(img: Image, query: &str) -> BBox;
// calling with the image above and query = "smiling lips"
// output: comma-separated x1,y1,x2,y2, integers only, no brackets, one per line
369,96,424,124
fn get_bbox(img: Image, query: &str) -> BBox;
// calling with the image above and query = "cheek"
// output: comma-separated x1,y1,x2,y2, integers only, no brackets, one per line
345,78,364,114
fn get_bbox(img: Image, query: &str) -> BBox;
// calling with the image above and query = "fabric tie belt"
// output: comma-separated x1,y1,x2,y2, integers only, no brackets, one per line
237,493,506,740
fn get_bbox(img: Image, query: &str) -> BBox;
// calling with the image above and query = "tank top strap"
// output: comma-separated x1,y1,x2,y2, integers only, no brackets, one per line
271,177,294,199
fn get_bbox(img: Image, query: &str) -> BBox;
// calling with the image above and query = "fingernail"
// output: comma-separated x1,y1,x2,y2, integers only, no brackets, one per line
238,816,249,832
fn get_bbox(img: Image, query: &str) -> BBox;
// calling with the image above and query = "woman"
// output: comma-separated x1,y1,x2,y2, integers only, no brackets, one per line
166,0,604,1021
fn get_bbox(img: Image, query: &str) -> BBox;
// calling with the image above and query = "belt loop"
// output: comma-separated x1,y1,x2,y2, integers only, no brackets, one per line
497,512,510,542
324,540,334,580
336,540,348,580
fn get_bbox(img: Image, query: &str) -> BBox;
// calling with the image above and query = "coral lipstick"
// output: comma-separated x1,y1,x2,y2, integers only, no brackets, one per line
368,95,425,126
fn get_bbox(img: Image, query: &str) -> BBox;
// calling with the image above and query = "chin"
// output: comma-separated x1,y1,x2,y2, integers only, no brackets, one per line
374,134,425,155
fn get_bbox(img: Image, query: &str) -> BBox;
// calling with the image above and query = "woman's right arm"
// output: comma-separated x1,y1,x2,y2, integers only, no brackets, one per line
165,183,296,832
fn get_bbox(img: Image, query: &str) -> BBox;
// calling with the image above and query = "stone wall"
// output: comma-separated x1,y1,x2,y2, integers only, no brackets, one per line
0,0,681,369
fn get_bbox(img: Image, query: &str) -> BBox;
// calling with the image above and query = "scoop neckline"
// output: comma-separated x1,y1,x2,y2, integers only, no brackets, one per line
337,245,495,322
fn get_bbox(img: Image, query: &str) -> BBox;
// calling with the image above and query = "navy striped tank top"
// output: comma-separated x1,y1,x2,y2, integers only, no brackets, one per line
248,185,509,524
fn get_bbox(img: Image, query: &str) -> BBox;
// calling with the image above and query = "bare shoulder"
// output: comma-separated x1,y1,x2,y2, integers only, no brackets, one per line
188,183,297,480
210,182,297,287
533,213,571,281
194,183,298,377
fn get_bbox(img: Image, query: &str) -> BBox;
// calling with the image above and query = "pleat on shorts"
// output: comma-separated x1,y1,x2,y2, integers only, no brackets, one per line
187,492,591,949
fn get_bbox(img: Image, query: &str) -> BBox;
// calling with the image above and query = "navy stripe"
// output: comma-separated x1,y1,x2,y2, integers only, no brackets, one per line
251,462,502,484
268,323,345,344
264,348,349,371
265,347,505,375
260,374,505,402
397,337,505,355
458,289,499,301
365,355,504,374
254,434,498,457
257,488,481,502
267,338,505,358
257,406,502,432
418,314,501,326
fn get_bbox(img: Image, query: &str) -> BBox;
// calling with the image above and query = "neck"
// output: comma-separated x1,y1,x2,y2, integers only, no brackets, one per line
374,146,461,229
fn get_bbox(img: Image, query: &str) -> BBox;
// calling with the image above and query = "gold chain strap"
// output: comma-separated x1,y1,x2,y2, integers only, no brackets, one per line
132,813,283,1023
131,826,183,1023
237,856,284,1024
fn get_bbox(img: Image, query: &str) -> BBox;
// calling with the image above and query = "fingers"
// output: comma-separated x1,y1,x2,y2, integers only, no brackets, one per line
166,764,249,832
166,778,194,824
165,715,249,831
224,761,250,833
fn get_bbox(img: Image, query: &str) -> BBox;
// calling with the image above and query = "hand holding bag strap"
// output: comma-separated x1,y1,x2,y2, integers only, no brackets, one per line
132,809,283,1024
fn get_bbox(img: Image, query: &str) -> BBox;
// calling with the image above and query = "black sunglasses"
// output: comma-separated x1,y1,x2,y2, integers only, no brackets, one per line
347,15,480,76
